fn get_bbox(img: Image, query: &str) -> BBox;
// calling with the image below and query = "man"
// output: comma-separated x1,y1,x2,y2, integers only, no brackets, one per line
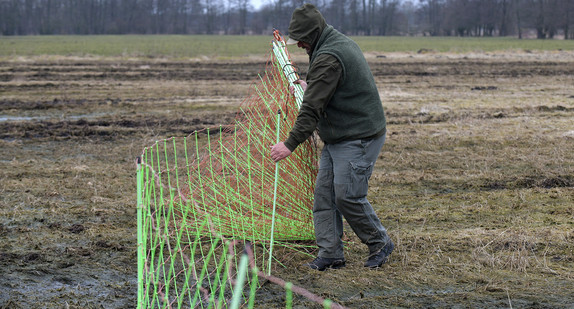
270,3,394,271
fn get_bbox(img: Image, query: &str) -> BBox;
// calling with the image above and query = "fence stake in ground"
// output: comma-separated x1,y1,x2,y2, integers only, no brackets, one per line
268,109,282,275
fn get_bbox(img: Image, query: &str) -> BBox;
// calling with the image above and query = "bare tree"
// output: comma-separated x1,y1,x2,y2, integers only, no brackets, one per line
332,0,347,33
378,0,399,35
499,0,510,36
535,0,546,38
419,0,445,36
562,0,573,38
514,0,523,38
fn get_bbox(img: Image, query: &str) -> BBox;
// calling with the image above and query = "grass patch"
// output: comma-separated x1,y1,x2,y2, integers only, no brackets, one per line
352,36,574,53
1,35,573,58
0,35,273,58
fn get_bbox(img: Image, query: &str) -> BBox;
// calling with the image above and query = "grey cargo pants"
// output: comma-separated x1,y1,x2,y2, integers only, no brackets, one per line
313,133,391,259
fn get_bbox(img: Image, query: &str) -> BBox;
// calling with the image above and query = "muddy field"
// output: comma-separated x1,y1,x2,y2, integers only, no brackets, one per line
1,51,573,308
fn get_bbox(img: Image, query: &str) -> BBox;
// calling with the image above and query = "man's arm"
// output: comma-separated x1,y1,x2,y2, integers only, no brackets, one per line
270,54,342,162
284,54,342,150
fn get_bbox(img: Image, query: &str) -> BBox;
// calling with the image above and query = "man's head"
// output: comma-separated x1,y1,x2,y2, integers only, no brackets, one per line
287,4,327,55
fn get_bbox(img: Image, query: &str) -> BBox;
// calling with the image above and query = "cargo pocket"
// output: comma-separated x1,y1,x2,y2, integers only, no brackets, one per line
348,161,373,199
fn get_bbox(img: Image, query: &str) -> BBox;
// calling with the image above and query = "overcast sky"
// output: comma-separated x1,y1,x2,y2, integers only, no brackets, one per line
251,0,265,10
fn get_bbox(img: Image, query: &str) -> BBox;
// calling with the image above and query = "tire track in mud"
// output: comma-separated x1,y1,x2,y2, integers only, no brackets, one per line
0,60,265,82
369,60,574,77
2,58,572,83
0,113,236,140
386,104,574,125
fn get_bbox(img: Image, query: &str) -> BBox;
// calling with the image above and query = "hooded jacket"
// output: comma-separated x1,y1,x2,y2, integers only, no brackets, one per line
284,4,386,151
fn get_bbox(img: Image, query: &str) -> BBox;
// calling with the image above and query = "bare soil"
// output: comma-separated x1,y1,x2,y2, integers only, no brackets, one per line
1,51,573,308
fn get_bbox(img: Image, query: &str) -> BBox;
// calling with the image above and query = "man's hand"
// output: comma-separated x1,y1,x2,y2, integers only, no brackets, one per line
289,79,307,95
270,142,292,162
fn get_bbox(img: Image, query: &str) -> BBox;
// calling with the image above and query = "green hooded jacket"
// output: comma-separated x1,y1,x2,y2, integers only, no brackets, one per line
284,4,386,151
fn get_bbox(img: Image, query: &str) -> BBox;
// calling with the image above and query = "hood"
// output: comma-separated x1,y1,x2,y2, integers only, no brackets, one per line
287,4,327,48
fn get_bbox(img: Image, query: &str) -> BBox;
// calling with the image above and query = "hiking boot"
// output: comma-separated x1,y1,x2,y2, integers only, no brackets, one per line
364,240,394,268
304,256,346,271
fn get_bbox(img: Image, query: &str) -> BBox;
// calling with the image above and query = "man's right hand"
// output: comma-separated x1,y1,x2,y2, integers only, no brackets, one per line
270,142,292,162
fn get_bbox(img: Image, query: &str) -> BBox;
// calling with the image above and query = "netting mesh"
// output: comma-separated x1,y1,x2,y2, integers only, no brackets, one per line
136,32,338,308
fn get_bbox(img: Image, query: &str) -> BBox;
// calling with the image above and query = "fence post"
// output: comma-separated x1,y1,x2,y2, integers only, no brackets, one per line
268,109,282,275
136,156,144,309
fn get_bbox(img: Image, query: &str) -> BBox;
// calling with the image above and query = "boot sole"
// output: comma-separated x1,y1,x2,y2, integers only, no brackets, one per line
305,261,346,271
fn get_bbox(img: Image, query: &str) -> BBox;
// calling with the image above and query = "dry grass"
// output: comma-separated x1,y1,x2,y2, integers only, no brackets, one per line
0,51,573,308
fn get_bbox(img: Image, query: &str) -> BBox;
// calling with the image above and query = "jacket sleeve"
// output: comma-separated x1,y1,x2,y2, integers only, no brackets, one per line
284,54,342,152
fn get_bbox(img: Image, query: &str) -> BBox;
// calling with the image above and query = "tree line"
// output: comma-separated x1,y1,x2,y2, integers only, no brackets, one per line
1,0,572,39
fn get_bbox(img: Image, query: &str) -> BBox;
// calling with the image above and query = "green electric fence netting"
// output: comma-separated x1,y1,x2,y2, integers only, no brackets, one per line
136,31,345,309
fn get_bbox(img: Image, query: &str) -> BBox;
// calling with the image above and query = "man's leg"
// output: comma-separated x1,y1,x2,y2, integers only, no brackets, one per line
330,134,392,255
312,145,345,259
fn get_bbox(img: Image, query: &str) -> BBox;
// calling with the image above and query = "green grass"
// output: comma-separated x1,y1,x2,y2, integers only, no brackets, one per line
352,36,574,53
0,35,273,58
0,35,572,58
